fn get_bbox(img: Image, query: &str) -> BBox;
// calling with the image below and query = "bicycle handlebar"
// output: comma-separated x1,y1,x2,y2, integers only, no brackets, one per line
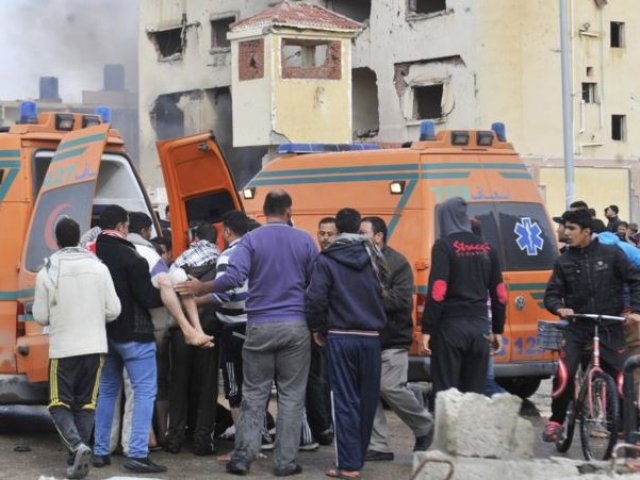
562,313,626,322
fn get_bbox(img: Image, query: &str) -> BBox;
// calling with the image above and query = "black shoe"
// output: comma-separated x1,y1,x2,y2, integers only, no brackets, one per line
193,443,216,456
164,443,181,454
226,461,249,476
413,431,433,452
316,429,334,446
274,463,303,477
66,443,91,479
364,449,394,461
124,456,168,474
91,454,111,468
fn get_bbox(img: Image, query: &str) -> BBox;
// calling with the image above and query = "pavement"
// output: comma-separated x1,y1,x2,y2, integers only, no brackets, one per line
0,380,583,479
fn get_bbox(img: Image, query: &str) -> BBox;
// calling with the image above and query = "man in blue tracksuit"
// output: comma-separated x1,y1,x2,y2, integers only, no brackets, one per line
307,208,386,480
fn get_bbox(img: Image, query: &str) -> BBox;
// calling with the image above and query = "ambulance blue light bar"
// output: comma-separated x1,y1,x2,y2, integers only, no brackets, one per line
19,101,38,124
96,105,112,123
277,143,381,154
419,120,436,140
491,122,506,141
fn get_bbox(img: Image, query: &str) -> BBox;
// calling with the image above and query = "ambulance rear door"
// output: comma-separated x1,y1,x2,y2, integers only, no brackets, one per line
157,132,243,255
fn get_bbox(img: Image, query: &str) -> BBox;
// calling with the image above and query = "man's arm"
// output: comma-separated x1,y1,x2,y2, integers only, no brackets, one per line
129,255,163,309
421,241,450,335
32,271,50,326
306,258,332,338
544,261,567,316
487,248,507,335
383,252,413,314
103,268,122,322
617,248,640,313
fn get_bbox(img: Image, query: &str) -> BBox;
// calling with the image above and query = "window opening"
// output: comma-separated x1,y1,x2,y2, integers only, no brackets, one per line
211,17,234,49
611,22,625,48
409,0,447,15
581,83,597,103
414,84,443,119
612,115,626,141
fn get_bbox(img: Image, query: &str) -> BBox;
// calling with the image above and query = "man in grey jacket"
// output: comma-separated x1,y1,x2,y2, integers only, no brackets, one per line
33,217,121,479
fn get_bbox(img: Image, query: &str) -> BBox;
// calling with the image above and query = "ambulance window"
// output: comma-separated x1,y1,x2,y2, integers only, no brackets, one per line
32,150,54,198
184,190,235,225
0,169,4,184
466,203,503,266
496,203,557,271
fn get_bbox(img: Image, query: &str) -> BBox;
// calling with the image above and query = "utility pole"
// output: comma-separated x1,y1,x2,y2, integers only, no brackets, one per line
559,0,574,207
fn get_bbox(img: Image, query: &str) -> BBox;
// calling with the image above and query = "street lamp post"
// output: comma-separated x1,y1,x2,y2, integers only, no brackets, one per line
560,0,575,207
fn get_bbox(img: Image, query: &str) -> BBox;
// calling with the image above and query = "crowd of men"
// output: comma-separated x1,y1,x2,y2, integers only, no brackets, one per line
35,188,640,479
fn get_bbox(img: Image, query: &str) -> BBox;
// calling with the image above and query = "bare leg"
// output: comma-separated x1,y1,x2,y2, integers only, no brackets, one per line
155,274,213,347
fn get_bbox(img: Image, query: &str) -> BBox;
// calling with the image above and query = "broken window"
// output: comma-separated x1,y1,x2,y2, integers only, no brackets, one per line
238,39,264,81
352,67,380,139
211,16,234,49
281,39,341,80
581,83,597,103
586,66,593,77
414,84,444,119
612,115,626,141
150,27,183,58
611,22,625,48
327,0,371,22
408,0,447,15
150,94,184,140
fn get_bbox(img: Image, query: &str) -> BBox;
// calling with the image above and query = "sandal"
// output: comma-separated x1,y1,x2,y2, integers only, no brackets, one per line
326,467,361,479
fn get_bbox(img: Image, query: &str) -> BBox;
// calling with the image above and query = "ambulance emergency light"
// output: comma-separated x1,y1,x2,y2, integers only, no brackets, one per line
19,101,38,124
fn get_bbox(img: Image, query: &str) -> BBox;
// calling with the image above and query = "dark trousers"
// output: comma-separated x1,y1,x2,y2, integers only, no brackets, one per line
550,321,624,424
326,333,381,471
48,354,104,451
166,328,219,450
306,341,331,437
431,318,489,398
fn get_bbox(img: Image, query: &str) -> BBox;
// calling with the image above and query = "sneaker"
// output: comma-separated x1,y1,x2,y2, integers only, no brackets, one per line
66,443,91,479
226,460,249,476
261,431,275,451
316,429,334,446
299,441,319,452
123,456,168,474
91,453,111,468
365,449,394,461
542,421,564,443
274,463,303,476
413,430,433,452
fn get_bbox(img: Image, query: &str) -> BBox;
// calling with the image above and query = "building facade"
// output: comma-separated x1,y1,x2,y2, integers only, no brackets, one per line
138,0,640,220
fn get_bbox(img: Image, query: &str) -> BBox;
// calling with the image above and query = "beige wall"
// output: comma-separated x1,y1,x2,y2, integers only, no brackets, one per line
539,166,630,221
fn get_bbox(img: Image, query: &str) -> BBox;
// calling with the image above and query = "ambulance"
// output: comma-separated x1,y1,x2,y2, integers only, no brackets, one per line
235,122,559,398
0,102,240,403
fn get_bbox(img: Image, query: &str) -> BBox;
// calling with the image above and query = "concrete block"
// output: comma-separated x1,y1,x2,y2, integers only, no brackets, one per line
433,389,533,459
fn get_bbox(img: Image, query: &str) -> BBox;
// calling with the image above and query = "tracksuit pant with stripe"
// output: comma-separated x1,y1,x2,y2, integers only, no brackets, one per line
326,332,381,471
48,353,104,452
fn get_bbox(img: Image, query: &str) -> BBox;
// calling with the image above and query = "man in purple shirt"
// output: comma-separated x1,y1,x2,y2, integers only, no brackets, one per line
176,189,317,477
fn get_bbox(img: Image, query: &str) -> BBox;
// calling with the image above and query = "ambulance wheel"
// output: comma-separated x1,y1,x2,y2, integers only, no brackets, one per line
497,377,541,399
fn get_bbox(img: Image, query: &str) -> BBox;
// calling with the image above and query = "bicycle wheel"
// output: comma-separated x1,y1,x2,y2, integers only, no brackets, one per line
579,371,619,460
555,399,577,453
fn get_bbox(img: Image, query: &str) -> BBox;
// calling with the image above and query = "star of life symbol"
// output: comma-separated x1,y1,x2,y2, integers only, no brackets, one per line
514,217,544,256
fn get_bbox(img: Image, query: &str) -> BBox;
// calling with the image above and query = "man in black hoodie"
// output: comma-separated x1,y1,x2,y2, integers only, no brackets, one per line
307,208,386,480
422,197,506,397
360,216,433,461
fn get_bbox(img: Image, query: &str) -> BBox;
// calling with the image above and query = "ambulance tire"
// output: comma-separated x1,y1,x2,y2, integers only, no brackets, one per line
497,377,541,399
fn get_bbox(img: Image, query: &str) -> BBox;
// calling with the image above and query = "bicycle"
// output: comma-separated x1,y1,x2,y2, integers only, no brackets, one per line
538,313,625,460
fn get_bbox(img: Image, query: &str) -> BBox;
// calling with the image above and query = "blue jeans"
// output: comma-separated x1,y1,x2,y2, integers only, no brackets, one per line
94,340,157,459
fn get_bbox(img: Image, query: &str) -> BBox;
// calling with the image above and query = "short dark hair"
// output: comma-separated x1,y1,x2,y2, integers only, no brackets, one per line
151,235,172,252
569,200,589,211
361,216,387,243
619,221,629,229
55,217,80,248
128,211,152,235
318,217,336,228
335,208,361,234
588,208,596,217
99,204,129,230
247,218,261,231
608,204,619,214
194,222,218,243
223,210,249,237
563,209,592,231
263,189,292,216
165,205,170,215
470,217,482,237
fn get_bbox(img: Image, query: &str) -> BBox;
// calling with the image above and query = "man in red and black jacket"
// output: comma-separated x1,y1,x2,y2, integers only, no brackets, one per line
421,197,506,396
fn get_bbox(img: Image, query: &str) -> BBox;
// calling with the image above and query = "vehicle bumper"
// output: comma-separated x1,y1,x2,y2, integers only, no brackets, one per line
408,356,558,382
0,374,48,405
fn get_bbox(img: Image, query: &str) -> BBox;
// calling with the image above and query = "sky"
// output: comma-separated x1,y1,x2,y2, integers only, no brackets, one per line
0,0,139,103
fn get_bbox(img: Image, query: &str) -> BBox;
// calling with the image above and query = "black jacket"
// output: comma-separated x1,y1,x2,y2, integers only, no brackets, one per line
544,237,640,319
306,239,386,334
422,232,506,335
380,246,414,349
96,233,163,343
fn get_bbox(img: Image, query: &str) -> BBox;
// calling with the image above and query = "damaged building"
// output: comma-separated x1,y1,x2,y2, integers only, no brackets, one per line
139,0,640,219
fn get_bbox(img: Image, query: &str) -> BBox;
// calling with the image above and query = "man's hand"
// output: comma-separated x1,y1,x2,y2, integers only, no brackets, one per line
489,333,502,355
312,332,326,347
625,313,640,324
556,308,574,318
175,275,204,296
184,329,215,348
421,334,431,356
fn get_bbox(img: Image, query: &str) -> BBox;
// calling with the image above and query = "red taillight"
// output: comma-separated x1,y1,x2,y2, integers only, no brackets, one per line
16,302,26,337
416,293,427,319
